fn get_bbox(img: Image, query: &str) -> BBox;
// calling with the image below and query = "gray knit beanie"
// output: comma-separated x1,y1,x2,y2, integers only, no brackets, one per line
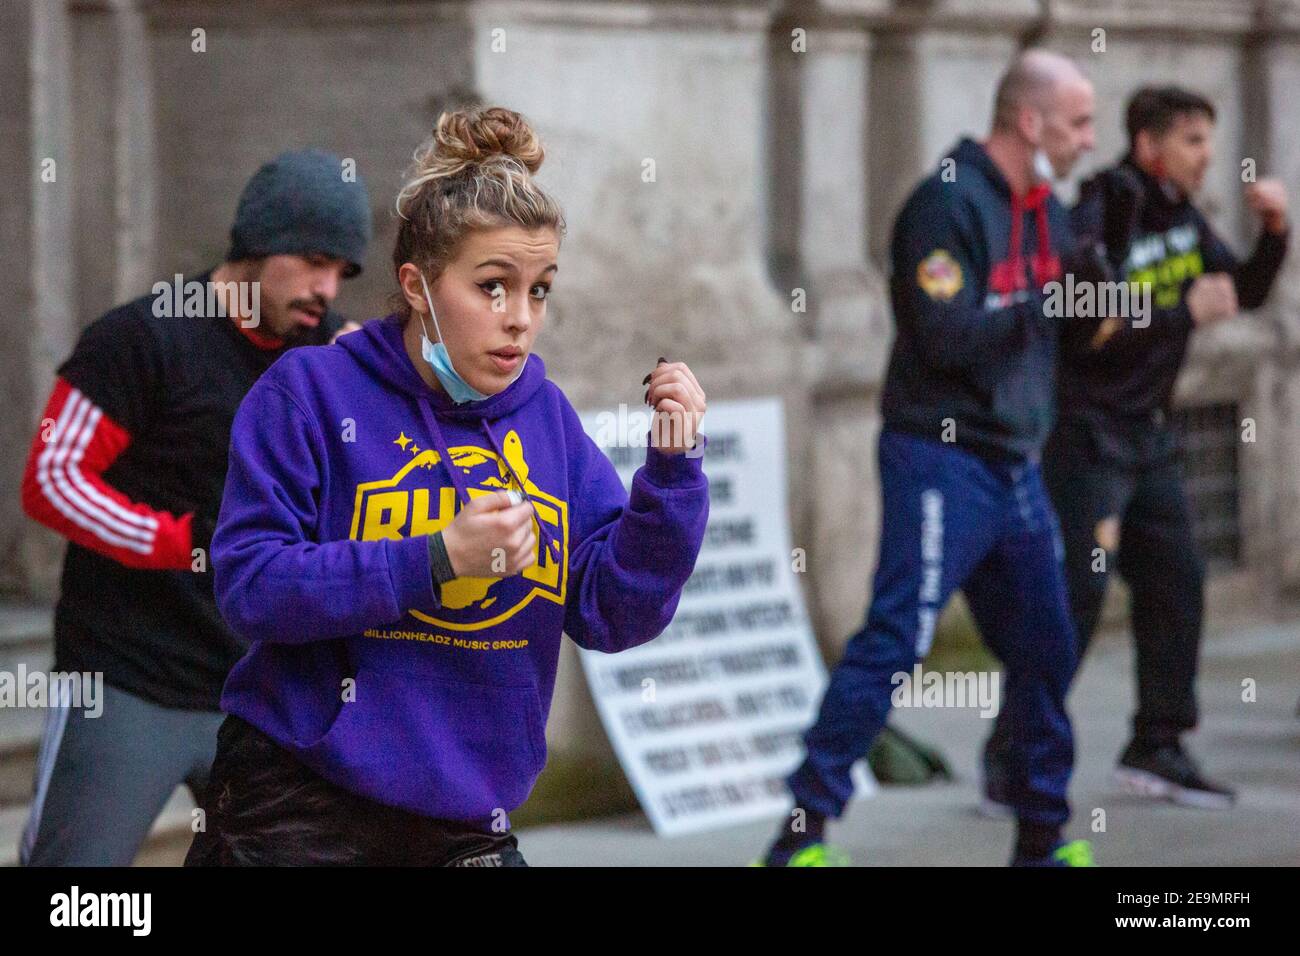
227,149,372,277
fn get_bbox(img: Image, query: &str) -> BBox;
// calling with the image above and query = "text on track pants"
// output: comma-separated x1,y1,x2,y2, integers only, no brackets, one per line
786,429,1080,826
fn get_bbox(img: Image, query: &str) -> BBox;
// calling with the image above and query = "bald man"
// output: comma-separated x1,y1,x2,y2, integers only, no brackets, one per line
757,50,1097,867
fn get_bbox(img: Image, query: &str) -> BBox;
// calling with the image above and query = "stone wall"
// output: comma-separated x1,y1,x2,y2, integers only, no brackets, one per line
4,0,1298,763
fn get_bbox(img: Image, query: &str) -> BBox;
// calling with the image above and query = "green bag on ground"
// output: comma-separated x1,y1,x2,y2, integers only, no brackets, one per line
867,723,954,785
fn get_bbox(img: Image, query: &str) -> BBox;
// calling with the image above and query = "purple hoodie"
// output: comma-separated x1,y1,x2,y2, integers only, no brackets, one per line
212,315,708,824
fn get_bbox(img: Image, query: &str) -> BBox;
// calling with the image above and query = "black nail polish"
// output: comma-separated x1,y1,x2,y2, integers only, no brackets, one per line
642,373,651,385
644,389,649,404
657,356,667,365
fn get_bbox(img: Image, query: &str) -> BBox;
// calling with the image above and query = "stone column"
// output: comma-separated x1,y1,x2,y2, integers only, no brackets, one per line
463,0,799,756
1,0,76,598
865,3,1034,261
1242,0,1300,595
770,3,888,648
70,0,160,314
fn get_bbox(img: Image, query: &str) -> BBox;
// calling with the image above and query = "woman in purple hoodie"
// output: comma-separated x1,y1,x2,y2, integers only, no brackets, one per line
186,107,709,866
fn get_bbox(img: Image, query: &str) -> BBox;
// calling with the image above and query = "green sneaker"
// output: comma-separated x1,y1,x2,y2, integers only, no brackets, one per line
748,844,851,867
1013,837,1097,867
750,843,852,866
788,844,851,866
1052,839,1096,867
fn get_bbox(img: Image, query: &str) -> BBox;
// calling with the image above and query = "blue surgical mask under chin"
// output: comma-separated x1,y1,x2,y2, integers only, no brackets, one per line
420,330,490,404
417,273,525,404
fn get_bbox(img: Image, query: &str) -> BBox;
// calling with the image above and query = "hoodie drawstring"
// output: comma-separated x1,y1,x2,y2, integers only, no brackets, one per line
481,420,558,561
992,183,1060,292
415,396,558,568
1024,183,1060,286
416,397,471,509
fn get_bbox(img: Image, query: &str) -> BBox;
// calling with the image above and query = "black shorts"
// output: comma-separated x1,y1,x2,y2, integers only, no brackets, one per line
185,714,527,867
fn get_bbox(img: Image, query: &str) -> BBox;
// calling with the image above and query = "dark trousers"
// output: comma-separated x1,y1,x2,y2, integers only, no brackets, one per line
788,430,1078,827
185,715,527,867
986,418,1203,772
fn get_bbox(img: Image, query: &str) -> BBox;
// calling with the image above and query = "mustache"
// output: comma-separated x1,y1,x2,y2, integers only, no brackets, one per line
287,295,328,317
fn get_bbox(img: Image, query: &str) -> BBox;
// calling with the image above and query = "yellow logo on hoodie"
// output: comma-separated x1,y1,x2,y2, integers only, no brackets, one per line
349,428,568,631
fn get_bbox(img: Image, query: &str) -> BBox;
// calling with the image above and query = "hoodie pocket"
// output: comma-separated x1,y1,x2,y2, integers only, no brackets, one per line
300,665,547,822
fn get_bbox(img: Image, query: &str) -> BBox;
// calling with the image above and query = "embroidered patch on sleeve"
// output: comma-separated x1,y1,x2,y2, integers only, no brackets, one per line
917,250,963,301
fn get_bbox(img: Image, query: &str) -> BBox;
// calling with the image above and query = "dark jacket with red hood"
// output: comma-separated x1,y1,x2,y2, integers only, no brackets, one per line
881,137,1073,462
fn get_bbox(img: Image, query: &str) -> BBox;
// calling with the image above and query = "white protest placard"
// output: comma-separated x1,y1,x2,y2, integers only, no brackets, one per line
576,397,873,836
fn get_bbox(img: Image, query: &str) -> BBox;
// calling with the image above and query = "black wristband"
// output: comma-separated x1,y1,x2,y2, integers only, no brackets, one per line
427,530,457,586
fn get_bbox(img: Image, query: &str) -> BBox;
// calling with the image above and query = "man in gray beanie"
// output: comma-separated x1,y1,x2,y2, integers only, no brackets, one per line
18,149,371,865
218,148,372,344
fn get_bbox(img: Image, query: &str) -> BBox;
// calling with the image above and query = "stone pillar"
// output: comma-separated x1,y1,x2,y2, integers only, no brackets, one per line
0,0,76,599
770,4,888,648
1243,0,1300,595
7,0,166,599
866,4,1034,262
796,0,1032,648
466,0,793,401
70,0,160,315
0,0,37,595
142,0,475,321
459,0,800,756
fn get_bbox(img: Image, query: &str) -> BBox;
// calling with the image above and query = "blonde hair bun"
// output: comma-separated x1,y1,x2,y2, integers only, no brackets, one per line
436,106,544,173
391,104,564,299
400,107,545,204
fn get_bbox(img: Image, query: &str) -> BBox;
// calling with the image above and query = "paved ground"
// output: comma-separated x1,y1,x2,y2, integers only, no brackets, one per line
95,609,1300,866
516,617,1300,866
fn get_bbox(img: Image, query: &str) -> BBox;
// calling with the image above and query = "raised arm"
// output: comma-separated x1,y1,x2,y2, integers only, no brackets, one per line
20,309,202,570
560,398,709,654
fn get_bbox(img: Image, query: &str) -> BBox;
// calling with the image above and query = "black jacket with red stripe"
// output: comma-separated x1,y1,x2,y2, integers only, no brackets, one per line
21,272,343,709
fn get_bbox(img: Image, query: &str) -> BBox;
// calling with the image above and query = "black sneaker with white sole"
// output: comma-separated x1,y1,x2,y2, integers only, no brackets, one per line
1114,741,1236,810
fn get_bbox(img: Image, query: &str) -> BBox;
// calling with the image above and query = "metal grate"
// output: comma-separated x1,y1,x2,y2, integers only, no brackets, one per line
1172,403,1241,568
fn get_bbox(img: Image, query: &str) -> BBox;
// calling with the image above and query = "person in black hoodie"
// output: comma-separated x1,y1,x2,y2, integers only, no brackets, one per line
758,50,1097,867
982,86,1288,812
18,150,371,865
